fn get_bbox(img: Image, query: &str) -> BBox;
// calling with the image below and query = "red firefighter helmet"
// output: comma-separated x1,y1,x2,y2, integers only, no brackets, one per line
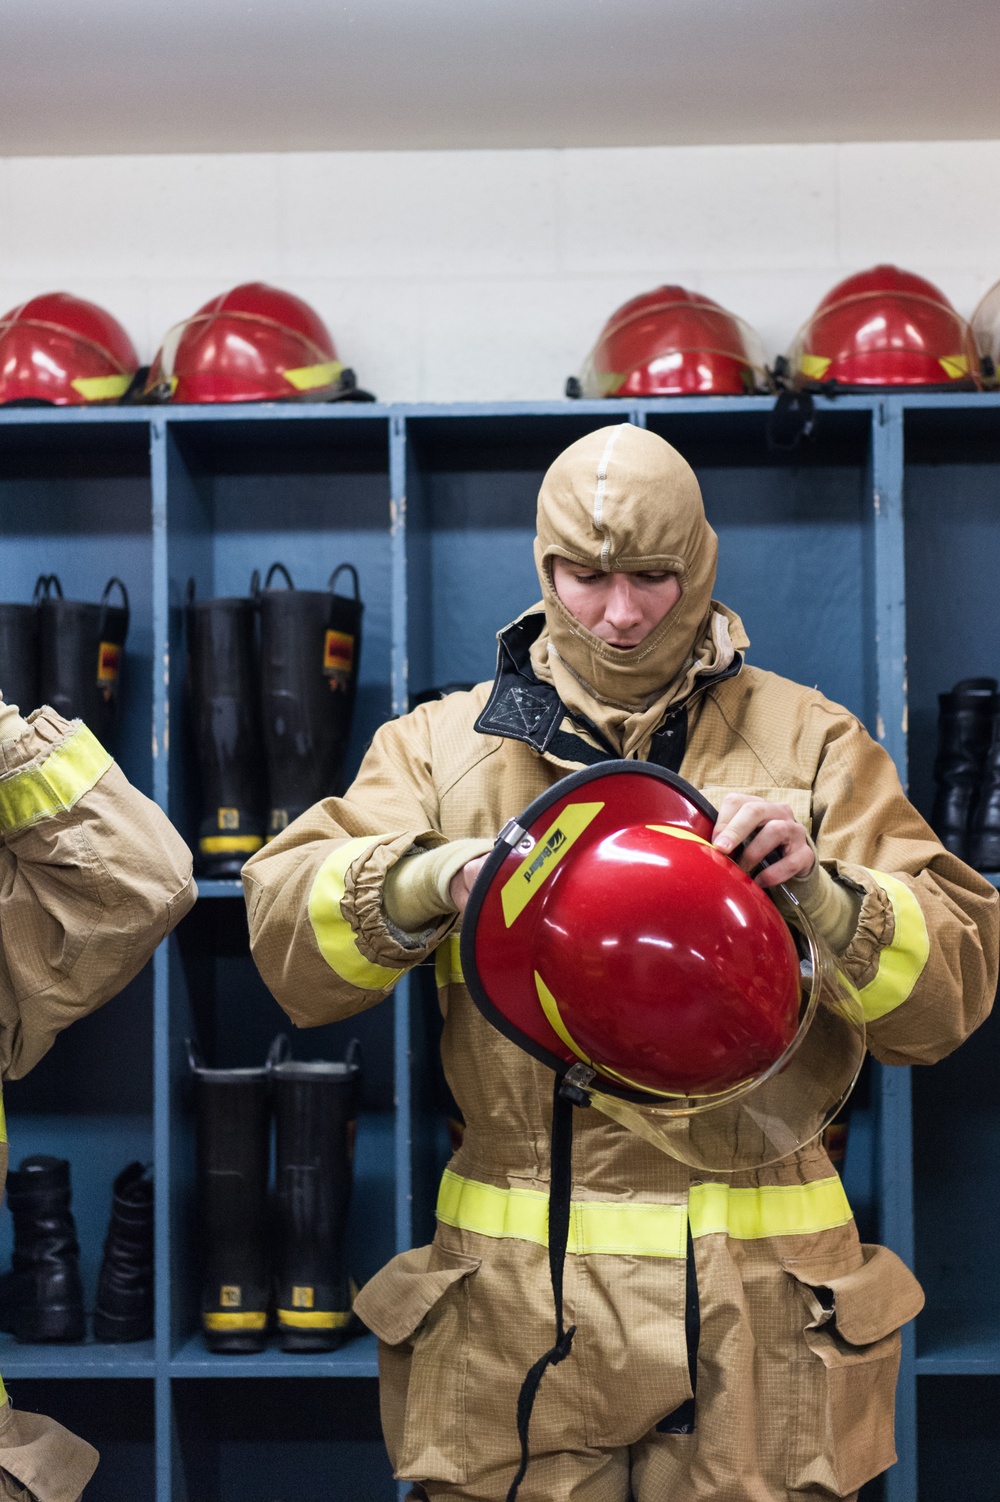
0,292,139,406
787,265,980,390
571,286,767,398
462,762,865,1170
145,282,356,403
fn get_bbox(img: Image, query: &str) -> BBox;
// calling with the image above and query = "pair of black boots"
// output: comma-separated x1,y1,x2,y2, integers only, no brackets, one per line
931,677,1000,868
185,563,363,877
0,1158,153,1344
192,1038,361,1354
0,575,129,746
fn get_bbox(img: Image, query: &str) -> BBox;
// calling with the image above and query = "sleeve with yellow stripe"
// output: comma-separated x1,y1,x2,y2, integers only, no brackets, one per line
0,707,195,1080
810,711,998,1066
245,823,456,1029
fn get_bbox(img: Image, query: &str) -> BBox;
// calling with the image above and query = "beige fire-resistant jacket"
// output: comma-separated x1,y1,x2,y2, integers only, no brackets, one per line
245,639,998,1501
0,708,195,1502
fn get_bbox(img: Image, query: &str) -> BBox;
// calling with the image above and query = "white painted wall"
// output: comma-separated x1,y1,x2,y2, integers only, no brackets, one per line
1,141,999,402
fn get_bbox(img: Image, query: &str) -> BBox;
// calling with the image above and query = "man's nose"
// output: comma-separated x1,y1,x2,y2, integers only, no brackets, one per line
604,578,643,629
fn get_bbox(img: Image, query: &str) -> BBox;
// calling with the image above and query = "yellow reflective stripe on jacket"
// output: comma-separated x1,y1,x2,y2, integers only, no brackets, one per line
687,1175,853,1239
435,931,465,988
0,723,112,835
308,837,404,991
0,1094,7,1145
857,869,930,1022
437,1169,853,1254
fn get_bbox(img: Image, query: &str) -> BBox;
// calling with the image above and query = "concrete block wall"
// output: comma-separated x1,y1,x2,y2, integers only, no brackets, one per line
1,140,1000,402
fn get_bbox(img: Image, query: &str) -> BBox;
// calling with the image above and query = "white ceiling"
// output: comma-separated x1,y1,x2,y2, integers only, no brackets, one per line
1,0,999,157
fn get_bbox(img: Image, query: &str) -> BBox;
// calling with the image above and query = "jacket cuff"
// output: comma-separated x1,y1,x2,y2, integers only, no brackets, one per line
343,832,455,969
825,861,895,991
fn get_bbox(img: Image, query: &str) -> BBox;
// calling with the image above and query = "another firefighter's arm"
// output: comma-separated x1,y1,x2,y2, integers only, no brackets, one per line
811,712,999,1065
243,707,464,1028
0,705,195,1080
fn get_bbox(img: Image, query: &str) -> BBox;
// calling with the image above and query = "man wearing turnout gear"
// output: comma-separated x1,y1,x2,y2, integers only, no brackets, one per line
243,423,998,1501
0,693,195,1500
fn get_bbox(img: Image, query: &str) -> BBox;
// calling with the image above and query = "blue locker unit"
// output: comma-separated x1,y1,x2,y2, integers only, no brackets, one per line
0,392,995,1498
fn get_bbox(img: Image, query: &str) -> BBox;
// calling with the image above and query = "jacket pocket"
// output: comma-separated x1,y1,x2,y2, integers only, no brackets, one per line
782,1244,924,1497
354,1243,480,1485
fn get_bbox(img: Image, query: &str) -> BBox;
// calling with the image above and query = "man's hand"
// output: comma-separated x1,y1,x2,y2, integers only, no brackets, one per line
712,793,815,888
449,854,488,914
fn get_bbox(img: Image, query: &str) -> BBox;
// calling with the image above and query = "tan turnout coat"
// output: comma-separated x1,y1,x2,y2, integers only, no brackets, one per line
0,709,195,1500
245,627,998,1502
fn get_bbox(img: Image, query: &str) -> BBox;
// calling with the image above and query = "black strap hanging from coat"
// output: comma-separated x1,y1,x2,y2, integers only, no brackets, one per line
505,1076,577,1502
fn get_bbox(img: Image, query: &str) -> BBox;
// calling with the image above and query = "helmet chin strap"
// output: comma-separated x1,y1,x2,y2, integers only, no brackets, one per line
505,1074,579,1502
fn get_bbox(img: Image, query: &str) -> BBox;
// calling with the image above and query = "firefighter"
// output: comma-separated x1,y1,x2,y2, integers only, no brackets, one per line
244,423,997,1502
0,692,195,1500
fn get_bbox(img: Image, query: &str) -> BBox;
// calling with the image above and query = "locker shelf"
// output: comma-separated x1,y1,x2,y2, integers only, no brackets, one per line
169,1330,379,1378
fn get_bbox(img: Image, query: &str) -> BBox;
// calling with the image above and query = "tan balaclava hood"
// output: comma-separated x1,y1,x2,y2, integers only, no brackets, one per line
531,423,746,755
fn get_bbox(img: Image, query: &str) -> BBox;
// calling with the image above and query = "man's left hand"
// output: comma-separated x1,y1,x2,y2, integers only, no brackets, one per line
711,793,815,888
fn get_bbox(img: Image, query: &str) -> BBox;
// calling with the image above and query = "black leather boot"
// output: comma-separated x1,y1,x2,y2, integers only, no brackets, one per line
37,575,129,747
270,1039,362,1352
931,677,999,858
191,1048,271,1353
185,578,266,876
258,562,363,840
0,1156,85,1343
93,1162,154,1342
969,709,1000,871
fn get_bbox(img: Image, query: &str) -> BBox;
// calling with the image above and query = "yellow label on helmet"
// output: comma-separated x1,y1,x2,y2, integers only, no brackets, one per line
71,374,131,401
500,801,604,929
799,354,832,381
284,359,345,392
939,353,970,380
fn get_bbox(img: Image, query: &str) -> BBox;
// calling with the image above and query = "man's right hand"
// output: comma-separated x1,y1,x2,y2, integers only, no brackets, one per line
449,855,488,914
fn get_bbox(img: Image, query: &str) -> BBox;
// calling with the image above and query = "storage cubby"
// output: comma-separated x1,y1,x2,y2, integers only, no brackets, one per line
172,1376,393,1501
0,393,991,1496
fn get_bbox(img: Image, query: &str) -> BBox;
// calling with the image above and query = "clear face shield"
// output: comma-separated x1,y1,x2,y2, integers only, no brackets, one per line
584,891,865,1173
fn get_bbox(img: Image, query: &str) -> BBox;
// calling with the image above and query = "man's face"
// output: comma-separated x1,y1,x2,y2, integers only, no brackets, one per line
550,556,682,650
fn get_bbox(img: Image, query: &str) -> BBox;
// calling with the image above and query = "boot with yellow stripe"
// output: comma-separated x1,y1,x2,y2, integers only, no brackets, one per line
269,1039,362,1352
190,1046,271,1353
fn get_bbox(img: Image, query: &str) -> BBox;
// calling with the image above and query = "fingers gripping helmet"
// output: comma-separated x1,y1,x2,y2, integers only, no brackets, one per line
145,282,358,403
569,286,767,398
786,264,980,390
0,292,139,406
462,762,865,1171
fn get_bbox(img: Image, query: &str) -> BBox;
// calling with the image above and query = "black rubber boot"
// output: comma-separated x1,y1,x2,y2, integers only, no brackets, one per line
0,575,48,712
37,575,129,747
191,1049,271,1353
259,563,363,840
0,1156,86,1343
93,1162,154,1342
185,578,266,876
969,709,1000,871
931,677,999,859
270,1038,362,1352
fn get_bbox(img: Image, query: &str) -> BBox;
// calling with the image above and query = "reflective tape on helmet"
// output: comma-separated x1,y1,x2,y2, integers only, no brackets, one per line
856,870,930,1022
939,354,970,380
70,373,132,401
800,353,832,381
0,723,112,835
283,359,345,392
500,801,605,928
308,837,405,991
436,1169,853,1254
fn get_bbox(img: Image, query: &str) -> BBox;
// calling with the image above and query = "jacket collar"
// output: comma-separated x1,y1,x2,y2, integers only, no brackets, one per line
474,611,743,762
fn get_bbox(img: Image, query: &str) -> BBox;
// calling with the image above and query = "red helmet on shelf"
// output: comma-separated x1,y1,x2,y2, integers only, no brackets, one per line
0,292,139,406
145,282,357,403
570,286,767,398
462,762,865,1170
786,264,980,390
